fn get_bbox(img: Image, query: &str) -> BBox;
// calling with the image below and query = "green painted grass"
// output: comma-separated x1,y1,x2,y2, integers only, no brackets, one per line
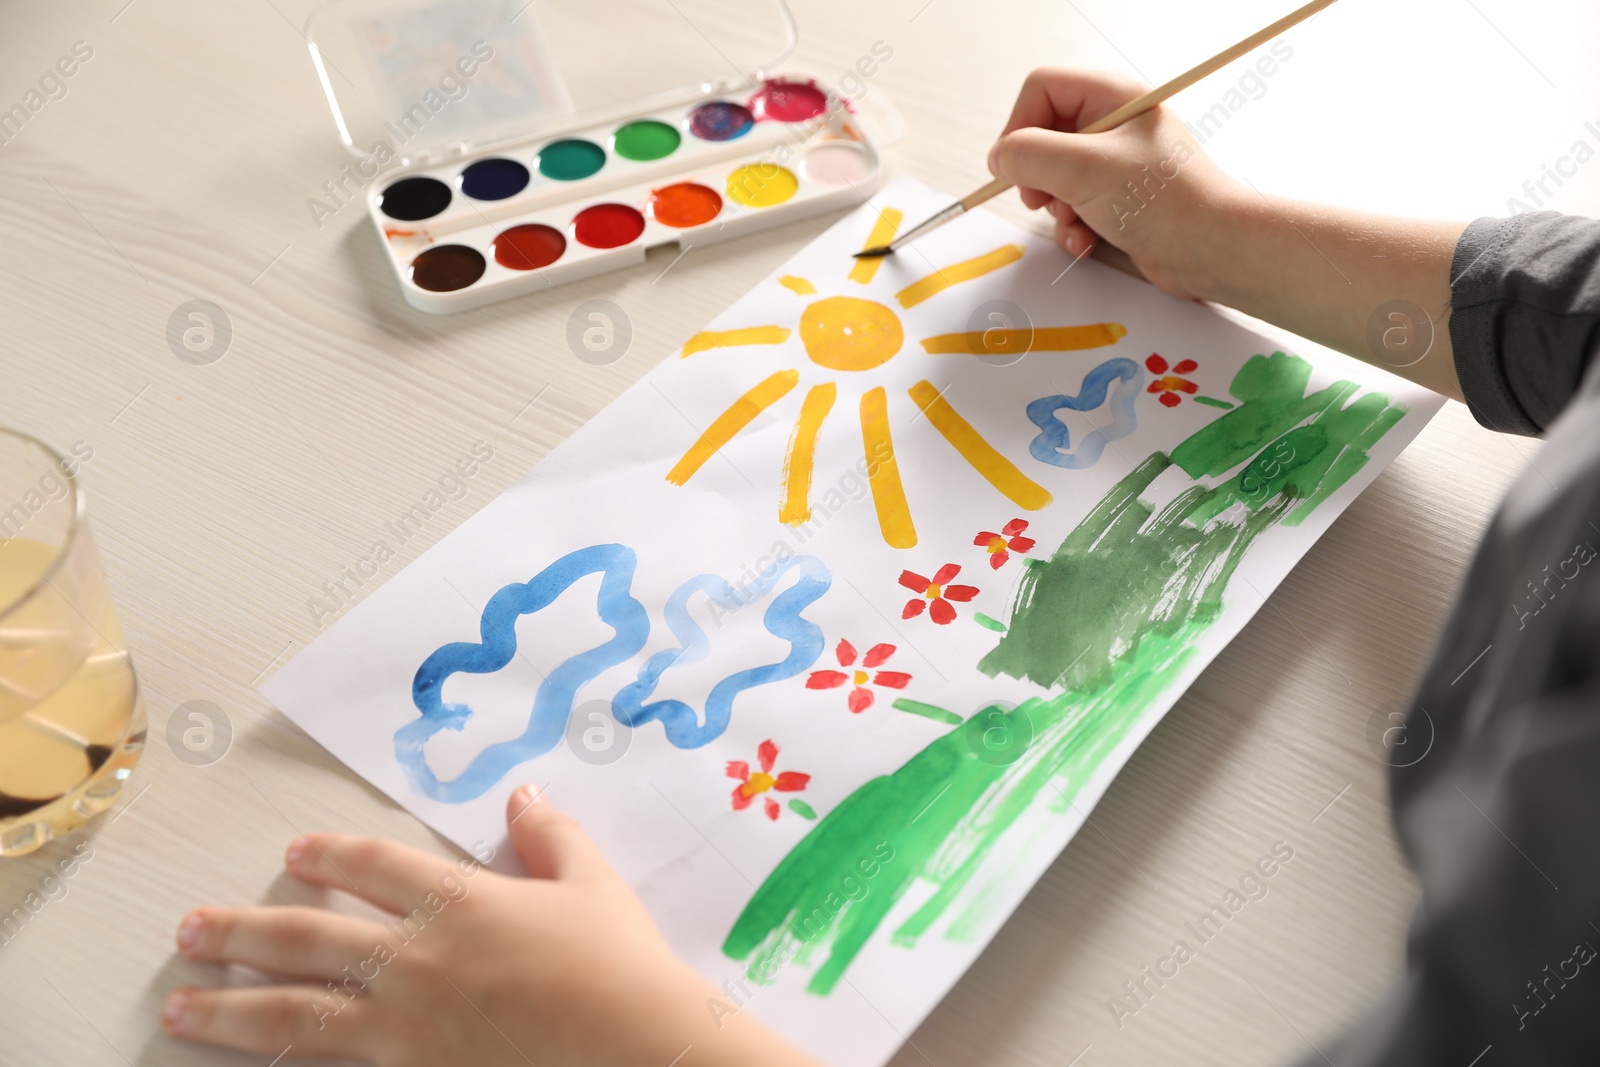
723,352,1407,994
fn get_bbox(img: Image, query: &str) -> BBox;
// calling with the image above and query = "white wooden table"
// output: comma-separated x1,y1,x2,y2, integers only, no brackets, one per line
2,0,1595,1063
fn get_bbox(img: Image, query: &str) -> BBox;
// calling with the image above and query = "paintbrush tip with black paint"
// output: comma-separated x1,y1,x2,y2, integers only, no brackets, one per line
850,196,980,258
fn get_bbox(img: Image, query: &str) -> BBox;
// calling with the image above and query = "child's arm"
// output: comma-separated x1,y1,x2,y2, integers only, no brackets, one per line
163,788,823,1067
986,68,1468,401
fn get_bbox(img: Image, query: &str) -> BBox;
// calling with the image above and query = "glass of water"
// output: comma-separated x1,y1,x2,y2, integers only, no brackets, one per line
0,430,143,856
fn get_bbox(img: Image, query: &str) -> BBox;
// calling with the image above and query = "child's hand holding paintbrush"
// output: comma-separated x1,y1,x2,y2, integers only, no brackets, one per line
982,65,1467,400
988,66,1233,296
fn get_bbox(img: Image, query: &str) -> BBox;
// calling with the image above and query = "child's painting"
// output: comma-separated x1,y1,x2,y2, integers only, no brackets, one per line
262,178,1442,1067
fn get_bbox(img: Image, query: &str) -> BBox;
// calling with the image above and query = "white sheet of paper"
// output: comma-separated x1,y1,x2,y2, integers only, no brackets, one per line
263,177,1443,1066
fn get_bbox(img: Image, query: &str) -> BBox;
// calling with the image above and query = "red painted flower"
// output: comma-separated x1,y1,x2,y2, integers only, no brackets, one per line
899,564,979,625
1146,353,1199,407
726,740,810,820
973,518,1036,570
806,639,911,712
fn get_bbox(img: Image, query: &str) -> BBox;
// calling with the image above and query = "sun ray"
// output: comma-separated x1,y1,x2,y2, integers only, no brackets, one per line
666,370,799,486
779,382,837,524
779,275,816,295
896,244,1024,309
908,380,1052,510
848,208,904,287
859,387,916,548
681,326,791,358
919,322,1128,355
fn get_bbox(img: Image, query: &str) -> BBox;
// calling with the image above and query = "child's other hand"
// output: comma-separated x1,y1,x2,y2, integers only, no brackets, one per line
988,67,1244,301
164,788,810,1066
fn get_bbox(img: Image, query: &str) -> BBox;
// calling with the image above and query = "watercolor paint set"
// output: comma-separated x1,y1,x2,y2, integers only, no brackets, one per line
306,0,902,313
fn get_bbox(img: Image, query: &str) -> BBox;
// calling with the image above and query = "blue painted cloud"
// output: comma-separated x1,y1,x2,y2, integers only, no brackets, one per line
612,555,831,748
396,545,833,803
1027,357,1144,469
398,544,650,803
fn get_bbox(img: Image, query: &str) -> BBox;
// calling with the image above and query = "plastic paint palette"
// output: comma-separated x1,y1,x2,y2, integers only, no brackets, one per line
378,84,884,312
306,0,900,314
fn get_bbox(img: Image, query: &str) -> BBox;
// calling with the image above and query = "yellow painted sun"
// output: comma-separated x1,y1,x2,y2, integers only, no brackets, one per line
665,208,1129,548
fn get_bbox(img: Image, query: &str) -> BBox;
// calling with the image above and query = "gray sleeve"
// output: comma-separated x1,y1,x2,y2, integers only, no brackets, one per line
1289,212,1600,1067
1449,211,1600,435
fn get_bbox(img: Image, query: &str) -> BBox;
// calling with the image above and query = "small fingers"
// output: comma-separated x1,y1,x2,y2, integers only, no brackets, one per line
506,785,611,881
1000,67,1150,138
1018,187,1053,211
1055,216,1099,259
990,126,1096,205
177,906,390,980
1048,198,1082,229
163,983,375,1059
287,833,454,915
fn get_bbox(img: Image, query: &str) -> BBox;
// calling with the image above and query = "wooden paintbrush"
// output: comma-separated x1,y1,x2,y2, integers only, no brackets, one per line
854,0,1339,258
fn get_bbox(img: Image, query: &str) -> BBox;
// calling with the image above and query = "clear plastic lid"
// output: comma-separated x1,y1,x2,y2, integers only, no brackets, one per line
307,0,799,164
